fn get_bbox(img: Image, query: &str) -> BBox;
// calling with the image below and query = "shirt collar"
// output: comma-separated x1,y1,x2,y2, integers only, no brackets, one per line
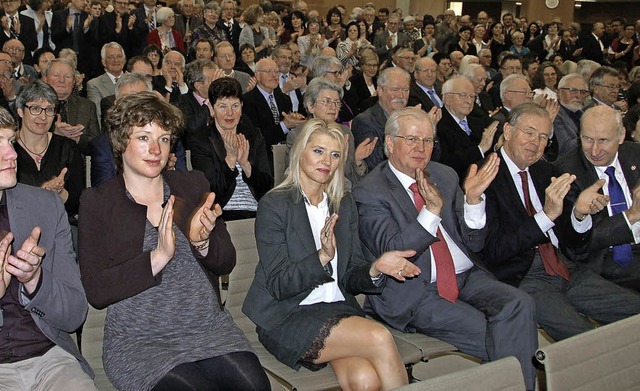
500,147,529,179
388,161,417,191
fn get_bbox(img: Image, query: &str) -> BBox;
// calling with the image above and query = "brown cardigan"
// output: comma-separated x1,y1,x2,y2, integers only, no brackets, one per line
78,170,236,310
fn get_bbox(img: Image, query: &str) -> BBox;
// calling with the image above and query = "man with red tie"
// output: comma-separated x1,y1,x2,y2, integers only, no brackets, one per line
353,106,538,391
483,102,640,343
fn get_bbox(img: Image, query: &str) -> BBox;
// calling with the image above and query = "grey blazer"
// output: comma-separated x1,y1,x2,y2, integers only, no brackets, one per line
5,183,92,376
352,162,489,331
86,73,116,123
234,70,251,93
242,188,383,330
553,106,581,160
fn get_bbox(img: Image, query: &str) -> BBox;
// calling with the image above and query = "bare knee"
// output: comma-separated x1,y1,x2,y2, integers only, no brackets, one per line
338,365,381,391
366,324,396,354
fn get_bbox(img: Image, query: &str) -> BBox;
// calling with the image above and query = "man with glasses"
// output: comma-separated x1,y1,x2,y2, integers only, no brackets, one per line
489,53,522,108
557,105,640,292
2,39,36,83
312,55,355,124
389,46,415,73
353,106,538,391
553,74,590,158
586,66,626,111
86,42,126,122
437,76,497,180
242,58,304,151
272,45,305,115
0,51,17,117
409,56,442,112
173,0,202,49
352,66,410,170
373,13,408,63
492,74,533,133
213,41,250,92
0,0,37,65
484,102,640,344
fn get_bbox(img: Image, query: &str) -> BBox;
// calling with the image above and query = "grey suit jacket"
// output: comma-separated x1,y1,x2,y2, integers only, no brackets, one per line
553,106,581,159
86,73,116,123
353,162,488,331
5,183,92,376
242,188,383,331
234,70,251,93
373,30,410,62
351,102,388,170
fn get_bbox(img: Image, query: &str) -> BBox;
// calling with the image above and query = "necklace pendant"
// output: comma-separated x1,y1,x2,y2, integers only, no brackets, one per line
36,155,43,164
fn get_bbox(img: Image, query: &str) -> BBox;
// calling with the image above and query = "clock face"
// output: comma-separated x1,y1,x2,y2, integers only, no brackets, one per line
546,0,559,9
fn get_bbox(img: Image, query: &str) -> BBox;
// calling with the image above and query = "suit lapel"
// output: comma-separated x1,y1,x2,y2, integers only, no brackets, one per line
618,147,640,191
382,164,418,219
5,187,28,246
288,191,318,257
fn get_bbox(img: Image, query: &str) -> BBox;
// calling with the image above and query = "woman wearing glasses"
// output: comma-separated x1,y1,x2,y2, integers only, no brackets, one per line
287,78,376,188
244,118,420,391
189,77,273,221
15,81,83,222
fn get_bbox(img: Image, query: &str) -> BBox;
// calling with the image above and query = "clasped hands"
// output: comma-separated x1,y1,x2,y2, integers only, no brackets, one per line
317,214,421,282
0,227,45,297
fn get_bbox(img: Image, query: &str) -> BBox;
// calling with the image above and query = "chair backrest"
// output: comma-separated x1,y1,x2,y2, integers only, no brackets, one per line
272,144,288,187
396,356,526,391
536,313,640,391
82,306,117,390
185,149,193,171
85,155,91,188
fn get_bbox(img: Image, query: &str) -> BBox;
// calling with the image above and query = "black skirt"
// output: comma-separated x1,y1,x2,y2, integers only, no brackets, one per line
257,301,365,370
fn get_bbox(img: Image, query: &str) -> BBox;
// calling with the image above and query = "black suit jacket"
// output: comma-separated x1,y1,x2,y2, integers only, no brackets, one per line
483,151,586,286
241,86,293,146
130,7,153,55
188,116,273,208
176,91,211,149
98,11,140,57
216,19,241,54
51,8,98,74
348,72,377,115
555,143,640,273
581,34,606,65
0,12,37,64
436,107,489,180
408,81,442,112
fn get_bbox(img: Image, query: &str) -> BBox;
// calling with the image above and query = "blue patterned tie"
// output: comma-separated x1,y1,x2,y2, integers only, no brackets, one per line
459,118,471,136
426,89,441,108
605,166,633,267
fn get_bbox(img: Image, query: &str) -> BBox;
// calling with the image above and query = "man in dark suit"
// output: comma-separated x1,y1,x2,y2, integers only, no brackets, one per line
173,0,202,49
372,13,409,63
50,0,97,77
581,22,607,65
585,66,625,111
437,76,496,180
97,0,140,57
177,58,217,148
483,102,640,342
409,56,442,112
216,0,241,54
242,58,304,150
43,58,100,153
488,54,522,108
273,44,305,114
490,74,533,134
151,50,188,104
556,106,640,292
130,0,157,55
553,74,589,159
0,0,37,65
352,67,410,170
0,108,96,388
353,107,537,391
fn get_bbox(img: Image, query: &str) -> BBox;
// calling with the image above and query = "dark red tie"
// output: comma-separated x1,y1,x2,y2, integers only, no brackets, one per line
409,183,459,302
518,171,570,280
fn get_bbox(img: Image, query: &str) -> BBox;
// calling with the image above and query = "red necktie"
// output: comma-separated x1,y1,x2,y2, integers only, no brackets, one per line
409,183,459,302
518,171,570,280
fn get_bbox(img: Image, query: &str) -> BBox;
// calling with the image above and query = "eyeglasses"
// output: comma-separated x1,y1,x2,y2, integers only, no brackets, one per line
415,67,436,73
325,69,343,77
580,135,614,145
507,89,534,97
256,69,279,75
106,55,124,61
447,92,477,100
363,63,379,68
514,125,551,144
5,46,24,53
394,135,437,148
559,87,589,96
397,55,416,61
384,87,410,95
275,55,292,61
316,98,342,108
596,83,621,90
24,105,56,117
501,66,523,72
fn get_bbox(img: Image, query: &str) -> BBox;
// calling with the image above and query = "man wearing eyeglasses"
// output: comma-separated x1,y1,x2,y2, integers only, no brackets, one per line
585,66,627,112
556,105,640,293
86,42,126,122
553,74,589,159
0,0,37,65
488,53,522,108
353,106,538,391
2,39,37,83
409,57,442,112
437,76,497,181
484,103,640,344
373,13,408,63
213,41,251,93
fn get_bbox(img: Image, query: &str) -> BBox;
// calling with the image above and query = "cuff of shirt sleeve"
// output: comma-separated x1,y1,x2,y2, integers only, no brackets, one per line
280,122,289,134
534,211,555,235
417,207,441,236
624,213,640,244
464,195,486,229
571,207,592,233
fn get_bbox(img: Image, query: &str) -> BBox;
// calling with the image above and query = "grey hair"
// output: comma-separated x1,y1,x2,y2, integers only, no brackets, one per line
303,78,344,110
377,66,410,89
441,75,471,95
100,42,125,62
15,80,58,109
500,74,529,101
162,50,185,69
460,63,483,79
43,58,75,77
558,73,584,89
204,1,219,12
588,66,620,94
0,106,16,132
577,59,600,81
384,107,434,156
115,73,152,99
311,55,342,78
156,7,174,24
507,102,550,127
184,59,217,91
